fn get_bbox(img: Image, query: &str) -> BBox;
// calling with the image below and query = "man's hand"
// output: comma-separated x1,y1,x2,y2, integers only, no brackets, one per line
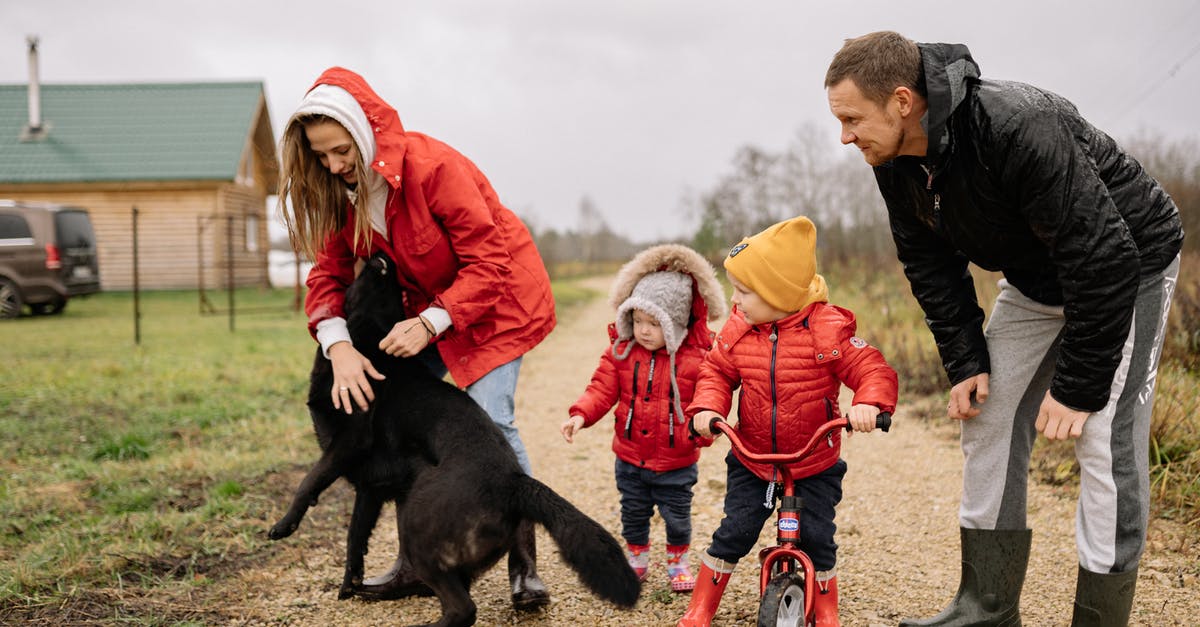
1035,391,1090,440
948,373,989,420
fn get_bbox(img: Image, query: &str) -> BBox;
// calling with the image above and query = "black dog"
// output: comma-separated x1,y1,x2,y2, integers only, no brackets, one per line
268,253,640,627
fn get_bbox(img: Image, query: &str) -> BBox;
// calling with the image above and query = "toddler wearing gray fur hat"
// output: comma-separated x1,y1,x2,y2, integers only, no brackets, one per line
563,244,726,594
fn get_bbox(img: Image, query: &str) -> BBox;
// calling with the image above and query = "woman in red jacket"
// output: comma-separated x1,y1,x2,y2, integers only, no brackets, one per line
277,67,557,609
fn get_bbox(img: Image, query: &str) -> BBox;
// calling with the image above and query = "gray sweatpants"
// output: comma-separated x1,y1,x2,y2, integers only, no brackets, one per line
960,256,1179,574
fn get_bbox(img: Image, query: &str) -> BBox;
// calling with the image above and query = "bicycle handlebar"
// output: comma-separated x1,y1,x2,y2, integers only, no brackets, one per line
708,412,891,467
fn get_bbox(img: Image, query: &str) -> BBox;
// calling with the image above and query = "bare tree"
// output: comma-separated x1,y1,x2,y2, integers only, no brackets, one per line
686,123,893,265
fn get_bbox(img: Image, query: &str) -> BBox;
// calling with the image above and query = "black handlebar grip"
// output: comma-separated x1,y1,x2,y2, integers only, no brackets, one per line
709,417,723,433
876,412,892,432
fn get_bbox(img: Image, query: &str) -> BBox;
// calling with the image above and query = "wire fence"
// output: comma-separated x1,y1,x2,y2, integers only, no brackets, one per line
125,207,301,343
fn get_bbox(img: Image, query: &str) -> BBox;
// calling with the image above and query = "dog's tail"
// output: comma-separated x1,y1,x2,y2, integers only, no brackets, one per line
514,474,640,607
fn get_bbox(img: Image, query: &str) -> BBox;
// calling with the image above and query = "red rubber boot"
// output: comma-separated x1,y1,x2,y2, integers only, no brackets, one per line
813,573,840,627
676,556,734,627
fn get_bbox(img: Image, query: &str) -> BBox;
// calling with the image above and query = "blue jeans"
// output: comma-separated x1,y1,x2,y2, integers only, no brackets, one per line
708,452,846,572
416,347,532,474
614,459,698,547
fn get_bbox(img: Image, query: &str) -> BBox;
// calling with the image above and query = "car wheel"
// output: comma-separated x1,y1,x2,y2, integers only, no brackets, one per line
30,299,66,315
0,278,23,319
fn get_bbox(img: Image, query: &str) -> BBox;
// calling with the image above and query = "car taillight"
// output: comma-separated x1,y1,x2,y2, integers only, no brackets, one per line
45,243,62,270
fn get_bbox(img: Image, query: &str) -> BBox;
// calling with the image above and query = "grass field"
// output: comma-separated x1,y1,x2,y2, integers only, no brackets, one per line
0,289,316,610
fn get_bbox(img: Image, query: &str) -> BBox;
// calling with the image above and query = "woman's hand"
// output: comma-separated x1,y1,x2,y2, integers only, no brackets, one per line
328,342,386,414
560,416,585,443
379,316,435,358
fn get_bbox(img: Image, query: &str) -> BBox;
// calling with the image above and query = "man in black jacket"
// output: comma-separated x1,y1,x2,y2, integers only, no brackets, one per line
825,31,1183,626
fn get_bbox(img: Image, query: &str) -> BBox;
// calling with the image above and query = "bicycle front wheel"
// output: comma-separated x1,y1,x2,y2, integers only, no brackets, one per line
757,571,807,627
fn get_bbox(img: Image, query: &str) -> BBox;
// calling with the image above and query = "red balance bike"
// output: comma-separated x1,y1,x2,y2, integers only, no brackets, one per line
707,412,891,627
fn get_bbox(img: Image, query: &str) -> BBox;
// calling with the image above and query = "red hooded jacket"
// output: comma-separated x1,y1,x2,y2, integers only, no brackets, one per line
301,68,556,387
569,321,713,472
569,244,725,472
690,302,898,481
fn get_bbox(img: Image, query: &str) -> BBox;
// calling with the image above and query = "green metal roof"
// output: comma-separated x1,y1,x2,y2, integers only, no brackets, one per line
0,81,267,183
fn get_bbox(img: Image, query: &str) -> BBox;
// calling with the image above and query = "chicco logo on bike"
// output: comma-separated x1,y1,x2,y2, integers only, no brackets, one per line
778,518,799,532
729,243,748,257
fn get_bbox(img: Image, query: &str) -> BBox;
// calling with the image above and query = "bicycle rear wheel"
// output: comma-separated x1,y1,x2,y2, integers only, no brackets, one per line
757,571,807,627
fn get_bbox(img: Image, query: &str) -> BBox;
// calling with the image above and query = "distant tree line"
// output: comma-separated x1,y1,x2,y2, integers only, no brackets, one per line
528,195,643,278
529,124,1198,274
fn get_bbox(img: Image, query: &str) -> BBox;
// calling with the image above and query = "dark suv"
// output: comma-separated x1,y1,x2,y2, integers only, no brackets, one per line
0,200,101,318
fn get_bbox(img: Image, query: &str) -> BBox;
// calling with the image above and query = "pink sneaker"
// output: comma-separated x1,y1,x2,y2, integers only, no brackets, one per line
666,545,695,593
626,543,650,582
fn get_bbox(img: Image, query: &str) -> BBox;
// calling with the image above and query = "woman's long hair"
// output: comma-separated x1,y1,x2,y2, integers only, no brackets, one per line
277,113,374,261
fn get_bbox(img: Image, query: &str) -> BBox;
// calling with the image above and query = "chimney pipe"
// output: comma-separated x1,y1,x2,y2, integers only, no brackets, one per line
27,36,42,131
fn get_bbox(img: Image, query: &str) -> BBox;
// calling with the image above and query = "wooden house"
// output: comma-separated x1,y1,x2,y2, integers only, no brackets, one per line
0,57,278,291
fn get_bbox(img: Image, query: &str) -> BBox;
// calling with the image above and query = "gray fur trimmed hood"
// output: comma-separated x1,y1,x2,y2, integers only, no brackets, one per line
607,244,727,324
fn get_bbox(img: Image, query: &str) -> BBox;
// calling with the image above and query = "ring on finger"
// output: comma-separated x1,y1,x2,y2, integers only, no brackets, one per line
339,386,349,392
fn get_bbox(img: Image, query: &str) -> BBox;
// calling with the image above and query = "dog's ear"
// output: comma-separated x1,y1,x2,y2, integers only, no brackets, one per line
369,253,390,277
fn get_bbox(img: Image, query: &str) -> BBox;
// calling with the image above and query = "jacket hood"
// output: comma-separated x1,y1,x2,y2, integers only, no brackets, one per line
608,244,727,344
917,43,980,164
307,67,409,188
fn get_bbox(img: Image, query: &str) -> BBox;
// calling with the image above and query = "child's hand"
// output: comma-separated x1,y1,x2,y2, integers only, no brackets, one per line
560,415,585,443
692,410,722,438
846,404,881,434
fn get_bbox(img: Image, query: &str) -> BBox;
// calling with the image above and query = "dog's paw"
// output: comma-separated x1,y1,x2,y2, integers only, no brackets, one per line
267,521,297,540
338,576,362,600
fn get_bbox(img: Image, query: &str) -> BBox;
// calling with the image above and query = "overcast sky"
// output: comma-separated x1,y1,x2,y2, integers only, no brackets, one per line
4,1,1198,241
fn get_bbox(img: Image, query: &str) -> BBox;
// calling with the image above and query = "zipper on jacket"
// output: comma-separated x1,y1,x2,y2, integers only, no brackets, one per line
644,352,656,401
923,165,942,225
668,387,676,448
769,324,779,453
625,362,640,439
825,398,836,448
667,393,676,446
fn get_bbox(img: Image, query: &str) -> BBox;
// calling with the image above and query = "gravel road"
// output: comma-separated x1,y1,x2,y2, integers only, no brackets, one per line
238,277,1198,626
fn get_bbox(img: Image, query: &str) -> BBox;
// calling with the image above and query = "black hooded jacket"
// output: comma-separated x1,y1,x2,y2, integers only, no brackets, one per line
873,43,1184,412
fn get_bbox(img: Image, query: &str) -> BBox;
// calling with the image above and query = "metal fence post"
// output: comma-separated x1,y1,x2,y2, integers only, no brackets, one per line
132,205,141,345
226,215,235,332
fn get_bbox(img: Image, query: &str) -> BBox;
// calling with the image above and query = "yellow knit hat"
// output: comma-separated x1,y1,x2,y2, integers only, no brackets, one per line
723,216,829,313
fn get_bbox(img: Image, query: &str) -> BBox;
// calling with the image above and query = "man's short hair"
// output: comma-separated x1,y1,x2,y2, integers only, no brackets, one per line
825,31,923,105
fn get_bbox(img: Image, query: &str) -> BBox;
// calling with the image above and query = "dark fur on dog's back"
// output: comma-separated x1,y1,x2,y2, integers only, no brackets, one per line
269,253,639,627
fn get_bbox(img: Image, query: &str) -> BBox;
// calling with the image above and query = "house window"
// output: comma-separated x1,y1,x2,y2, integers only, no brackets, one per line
245,214,259,252
239,147,255,186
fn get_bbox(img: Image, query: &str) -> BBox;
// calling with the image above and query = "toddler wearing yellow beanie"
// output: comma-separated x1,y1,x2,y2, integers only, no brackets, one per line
723,215,829,315
677,215,899,627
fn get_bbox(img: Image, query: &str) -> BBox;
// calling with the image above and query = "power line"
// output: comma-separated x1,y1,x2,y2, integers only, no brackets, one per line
1109,39,1200,125
1107,1,1200,126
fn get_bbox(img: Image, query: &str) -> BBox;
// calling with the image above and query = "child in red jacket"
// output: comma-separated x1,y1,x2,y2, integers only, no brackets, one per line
677,217,898,627
562,244,726,593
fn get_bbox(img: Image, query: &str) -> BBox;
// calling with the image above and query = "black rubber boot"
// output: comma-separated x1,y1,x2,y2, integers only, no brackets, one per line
899,527,1031,627
354,555,435,600
1070,566,1137,626
509,519,551,611
353,510,434,600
